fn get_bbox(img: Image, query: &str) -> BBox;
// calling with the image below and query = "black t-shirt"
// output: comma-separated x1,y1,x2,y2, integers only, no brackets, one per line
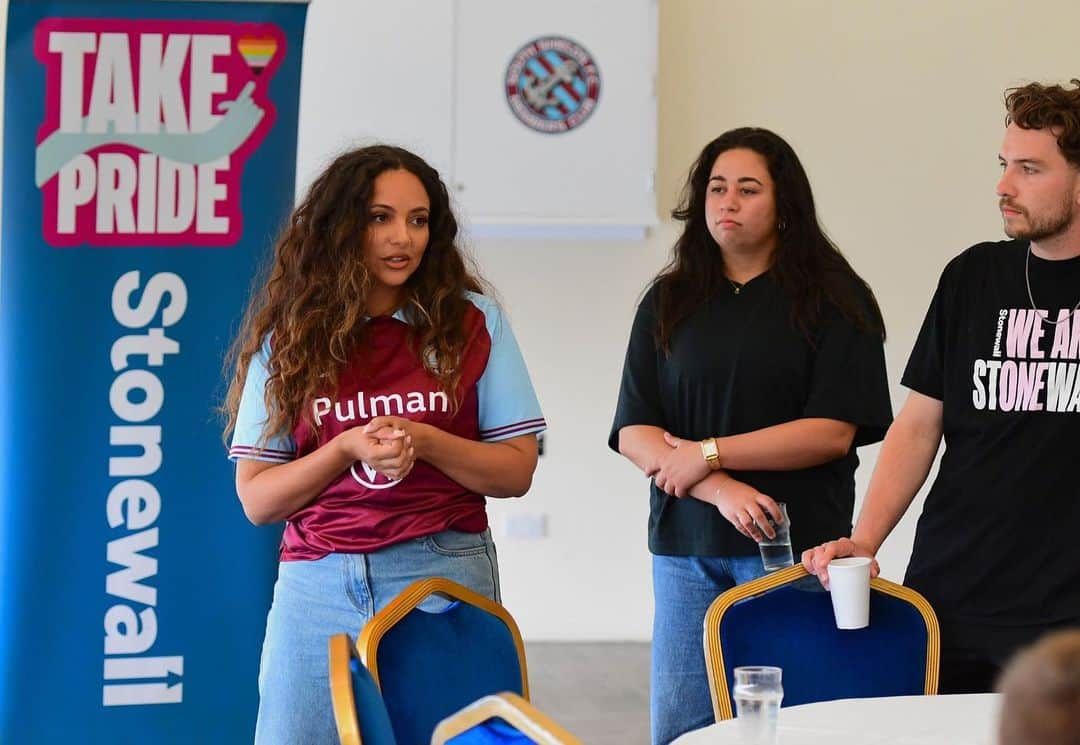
903,239,1080,632
609,273,893,557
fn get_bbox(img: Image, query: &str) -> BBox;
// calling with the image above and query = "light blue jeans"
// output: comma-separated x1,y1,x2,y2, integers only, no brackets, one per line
651,554,768,745
253,529,501,745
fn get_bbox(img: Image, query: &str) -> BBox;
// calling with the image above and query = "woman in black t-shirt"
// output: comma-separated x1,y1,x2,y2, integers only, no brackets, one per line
609,127,892,745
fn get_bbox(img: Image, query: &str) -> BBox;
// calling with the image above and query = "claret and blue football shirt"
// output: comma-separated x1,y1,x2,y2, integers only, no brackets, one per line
230,292,545,559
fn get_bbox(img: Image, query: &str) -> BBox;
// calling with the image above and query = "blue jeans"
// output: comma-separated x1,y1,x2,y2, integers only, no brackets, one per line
253,529,501,745
651,554,768,745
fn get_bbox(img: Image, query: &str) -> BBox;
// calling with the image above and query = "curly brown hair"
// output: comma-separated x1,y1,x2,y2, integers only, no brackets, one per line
222,145,487,447
1005,79,1080,168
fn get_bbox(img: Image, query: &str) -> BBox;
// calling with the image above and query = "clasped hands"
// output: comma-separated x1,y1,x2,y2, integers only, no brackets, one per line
650,432,783,543
336,416,427,481
648,432,711,498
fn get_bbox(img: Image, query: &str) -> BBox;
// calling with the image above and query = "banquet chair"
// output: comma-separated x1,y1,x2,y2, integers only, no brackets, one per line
704,564,940,721
357,577,529,745
328,633,397,745
431,692,583,745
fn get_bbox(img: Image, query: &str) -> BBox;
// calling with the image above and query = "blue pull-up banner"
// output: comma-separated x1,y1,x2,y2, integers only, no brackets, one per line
0,1,307,741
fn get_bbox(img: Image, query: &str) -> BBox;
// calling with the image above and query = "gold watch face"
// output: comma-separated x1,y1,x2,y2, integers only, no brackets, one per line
701,438,719,464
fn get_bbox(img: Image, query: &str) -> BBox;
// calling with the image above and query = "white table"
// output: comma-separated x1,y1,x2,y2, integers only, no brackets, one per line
673,694,1000,745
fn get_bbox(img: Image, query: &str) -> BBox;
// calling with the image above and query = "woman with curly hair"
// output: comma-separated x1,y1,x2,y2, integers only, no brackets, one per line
610,127,892,744
223,145,545,744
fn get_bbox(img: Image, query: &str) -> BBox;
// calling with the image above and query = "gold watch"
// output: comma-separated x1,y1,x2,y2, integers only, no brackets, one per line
700,437,721,470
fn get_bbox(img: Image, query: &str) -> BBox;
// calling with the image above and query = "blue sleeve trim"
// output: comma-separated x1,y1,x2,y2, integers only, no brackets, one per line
228,335,298,461
466,293,545,439
480,417,548,441
228,445,295,463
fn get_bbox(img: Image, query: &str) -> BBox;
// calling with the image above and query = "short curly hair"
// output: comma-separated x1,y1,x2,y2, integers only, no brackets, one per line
1005,79,1080,169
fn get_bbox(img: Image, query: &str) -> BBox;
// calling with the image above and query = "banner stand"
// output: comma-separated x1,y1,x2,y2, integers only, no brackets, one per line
0,1,308,741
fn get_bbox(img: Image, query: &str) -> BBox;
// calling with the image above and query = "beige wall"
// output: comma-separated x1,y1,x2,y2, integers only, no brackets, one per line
478,0,1080,639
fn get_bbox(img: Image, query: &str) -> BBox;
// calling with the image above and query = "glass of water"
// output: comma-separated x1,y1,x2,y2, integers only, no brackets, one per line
733,666,783,745
757,502,793,571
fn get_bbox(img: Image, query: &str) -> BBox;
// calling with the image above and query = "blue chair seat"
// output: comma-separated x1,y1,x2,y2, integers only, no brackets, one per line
358,578,529,745
704,565,940,720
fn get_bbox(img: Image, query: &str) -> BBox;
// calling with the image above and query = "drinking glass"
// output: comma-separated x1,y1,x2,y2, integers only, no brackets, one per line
733,665,783,745
757,503,793,571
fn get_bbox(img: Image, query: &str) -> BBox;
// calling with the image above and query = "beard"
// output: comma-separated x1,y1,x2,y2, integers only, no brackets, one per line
1001,193,1075,242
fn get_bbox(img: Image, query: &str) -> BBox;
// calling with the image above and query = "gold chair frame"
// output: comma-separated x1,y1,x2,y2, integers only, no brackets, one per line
356,576,530,698
430,692,583,745
328,632,366,745
703,564,941,721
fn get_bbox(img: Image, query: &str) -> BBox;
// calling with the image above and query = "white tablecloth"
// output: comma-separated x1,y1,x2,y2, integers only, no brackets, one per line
672,694,1000,745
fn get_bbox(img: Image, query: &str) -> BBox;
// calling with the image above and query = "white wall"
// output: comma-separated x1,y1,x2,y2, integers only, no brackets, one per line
0,0,1074,641
453,0,1080,640
3,0,1075,641
298,0,1080,640
4,7,1076,739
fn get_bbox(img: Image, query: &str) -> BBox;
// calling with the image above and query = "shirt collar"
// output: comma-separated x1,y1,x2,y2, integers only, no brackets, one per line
365,307,409,323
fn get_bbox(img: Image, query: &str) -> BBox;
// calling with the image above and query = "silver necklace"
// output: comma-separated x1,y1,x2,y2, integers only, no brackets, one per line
1024,244,1080,326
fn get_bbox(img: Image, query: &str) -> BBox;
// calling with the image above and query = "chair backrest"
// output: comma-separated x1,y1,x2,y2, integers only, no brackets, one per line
431,692,583,745
704,564,940,721
357,578,529,745
328,633,398,745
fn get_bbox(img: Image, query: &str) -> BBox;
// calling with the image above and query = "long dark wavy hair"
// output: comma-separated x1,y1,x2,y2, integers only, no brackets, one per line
652,127,885,352
223,144,486,443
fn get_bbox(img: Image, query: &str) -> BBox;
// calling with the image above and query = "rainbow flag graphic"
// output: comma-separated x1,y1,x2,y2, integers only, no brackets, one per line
237,36,277,75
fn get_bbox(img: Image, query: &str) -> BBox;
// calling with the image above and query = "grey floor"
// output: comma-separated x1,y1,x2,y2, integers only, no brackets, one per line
525,642,651,745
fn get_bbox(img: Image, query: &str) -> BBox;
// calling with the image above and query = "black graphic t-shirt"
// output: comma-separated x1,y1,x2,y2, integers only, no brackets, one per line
609,275,893,557
903,239,1080,634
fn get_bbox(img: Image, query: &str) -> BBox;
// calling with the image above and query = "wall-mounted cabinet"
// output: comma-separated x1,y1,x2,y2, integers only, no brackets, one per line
296,0,657,239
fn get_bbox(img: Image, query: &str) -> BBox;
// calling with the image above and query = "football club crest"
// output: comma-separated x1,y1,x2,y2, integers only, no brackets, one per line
504,36,600,134
351,460,401,490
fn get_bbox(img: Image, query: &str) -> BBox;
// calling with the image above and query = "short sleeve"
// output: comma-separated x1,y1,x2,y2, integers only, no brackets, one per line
228,336,297,462
608,288,668,452
469,294,546,442
802,305,893,447
901,260,958,402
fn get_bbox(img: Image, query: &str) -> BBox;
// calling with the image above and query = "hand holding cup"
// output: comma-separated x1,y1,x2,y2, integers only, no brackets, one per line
827,557,872,629
800,536,879,590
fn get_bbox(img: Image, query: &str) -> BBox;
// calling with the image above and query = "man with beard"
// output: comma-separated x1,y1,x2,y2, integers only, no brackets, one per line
803,79,1080,693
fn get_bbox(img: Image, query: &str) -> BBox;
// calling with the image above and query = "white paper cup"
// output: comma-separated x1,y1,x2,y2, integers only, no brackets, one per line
827,557,871,629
